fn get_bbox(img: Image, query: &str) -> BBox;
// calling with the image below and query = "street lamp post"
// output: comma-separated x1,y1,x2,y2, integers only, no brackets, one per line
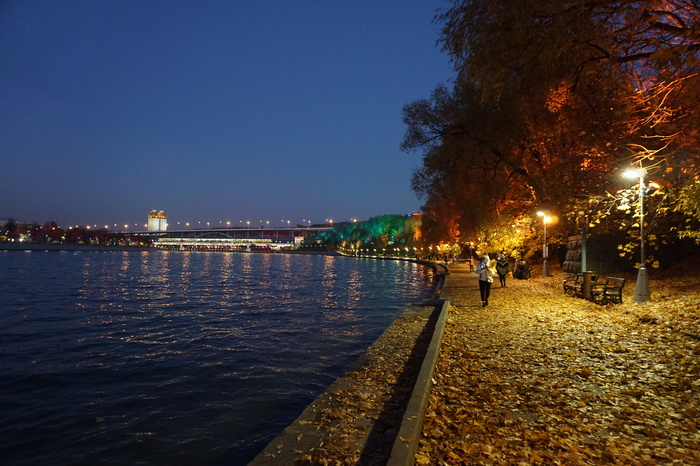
624,168,650,302
537,211,550,277
577,192,590,273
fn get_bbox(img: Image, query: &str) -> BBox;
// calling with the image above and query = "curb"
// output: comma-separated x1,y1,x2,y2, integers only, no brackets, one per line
387,298,450,466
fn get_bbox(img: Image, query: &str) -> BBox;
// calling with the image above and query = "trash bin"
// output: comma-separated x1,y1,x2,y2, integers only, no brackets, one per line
582,271,596,300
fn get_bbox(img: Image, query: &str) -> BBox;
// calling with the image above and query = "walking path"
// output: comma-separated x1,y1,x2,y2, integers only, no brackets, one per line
416,262,700,464
249,259,699,464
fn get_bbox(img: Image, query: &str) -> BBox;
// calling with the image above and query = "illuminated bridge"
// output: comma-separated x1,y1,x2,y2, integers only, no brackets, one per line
150,226,333,251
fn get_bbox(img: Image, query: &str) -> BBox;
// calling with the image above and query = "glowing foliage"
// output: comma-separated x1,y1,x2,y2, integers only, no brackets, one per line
402,0,700,262
675,181,700,243
477,214,536,258
307,215,421,252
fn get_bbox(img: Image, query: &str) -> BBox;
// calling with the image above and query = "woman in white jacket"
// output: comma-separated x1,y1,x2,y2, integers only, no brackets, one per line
476,254,493,307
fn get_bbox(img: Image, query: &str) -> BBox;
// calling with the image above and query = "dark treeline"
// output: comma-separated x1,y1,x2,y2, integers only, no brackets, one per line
0,220,150,247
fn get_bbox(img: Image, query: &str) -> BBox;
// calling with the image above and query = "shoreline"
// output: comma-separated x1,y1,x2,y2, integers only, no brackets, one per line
249,258,448,464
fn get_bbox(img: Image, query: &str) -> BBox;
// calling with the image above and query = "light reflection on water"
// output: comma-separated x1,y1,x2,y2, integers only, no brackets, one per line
0,250,435,465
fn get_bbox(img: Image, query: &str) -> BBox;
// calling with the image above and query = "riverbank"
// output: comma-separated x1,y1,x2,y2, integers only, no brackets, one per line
249,260,700,464
249,258,448,465
250,301,446,465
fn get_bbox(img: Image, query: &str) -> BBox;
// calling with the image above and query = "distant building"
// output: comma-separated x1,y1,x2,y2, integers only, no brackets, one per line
147,210,168,231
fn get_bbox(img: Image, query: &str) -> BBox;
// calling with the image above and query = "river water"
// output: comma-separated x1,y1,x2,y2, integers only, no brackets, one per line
0,250,435,465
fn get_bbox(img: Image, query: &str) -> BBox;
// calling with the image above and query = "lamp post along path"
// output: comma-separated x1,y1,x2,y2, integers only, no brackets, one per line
625,169,650,303
635,173,650,302
581,216,587,273
537,211,550,278
543,218,548,277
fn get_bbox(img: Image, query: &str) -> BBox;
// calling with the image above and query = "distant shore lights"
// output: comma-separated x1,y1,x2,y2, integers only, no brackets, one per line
147,210,168,232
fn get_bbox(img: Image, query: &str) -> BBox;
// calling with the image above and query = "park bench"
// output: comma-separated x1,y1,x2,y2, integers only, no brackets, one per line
563,273,583,296
590,277,626,304
563,273,601,298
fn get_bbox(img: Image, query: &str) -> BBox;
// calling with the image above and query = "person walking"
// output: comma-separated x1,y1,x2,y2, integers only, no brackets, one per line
496,253,510,287
476,254,493,307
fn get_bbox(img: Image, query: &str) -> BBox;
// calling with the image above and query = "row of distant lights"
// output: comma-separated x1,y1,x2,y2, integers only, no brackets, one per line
67,218,355,230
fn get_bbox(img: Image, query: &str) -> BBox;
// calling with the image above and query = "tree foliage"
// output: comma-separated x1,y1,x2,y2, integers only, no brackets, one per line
308,215,422,253
403,0,700,265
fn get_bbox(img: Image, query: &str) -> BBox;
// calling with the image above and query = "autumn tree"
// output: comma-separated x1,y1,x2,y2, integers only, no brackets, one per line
403,0,700,262
309,215,423,252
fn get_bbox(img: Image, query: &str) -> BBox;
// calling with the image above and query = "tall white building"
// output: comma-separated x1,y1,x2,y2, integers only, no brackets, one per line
147,210,167,231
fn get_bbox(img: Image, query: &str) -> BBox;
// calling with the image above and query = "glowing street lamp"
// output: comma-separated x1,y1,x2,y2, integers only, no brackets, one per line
623,168,650,302
537,211,550,277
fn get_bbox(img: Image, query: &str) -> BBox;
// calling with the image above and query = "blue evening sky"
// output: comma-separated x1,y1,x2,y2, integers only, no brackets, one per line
1,1,453,229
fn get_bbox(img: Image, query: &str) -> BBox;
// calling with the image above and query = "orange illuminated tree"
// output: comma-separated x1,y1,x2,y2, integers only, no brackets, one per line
402,0,700,261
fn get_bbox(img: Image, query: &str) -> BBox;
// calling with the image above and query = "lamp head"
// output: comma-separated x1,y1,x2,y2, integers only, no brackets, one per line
623,168,645,180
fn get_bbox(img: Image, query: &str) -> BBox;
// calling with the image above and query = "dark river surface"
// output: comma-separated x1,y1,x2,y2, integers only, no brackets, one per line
0,250,435,465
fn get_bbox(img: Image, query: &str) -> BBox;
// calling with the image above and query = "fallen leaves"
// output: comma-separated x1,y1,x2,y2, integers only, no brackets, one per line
417,266,700,464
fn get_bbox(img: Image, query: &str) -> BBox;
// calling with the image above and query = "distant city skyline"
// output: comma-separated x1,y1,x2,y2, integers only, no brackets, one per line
1,210,407,231
1,1,453,228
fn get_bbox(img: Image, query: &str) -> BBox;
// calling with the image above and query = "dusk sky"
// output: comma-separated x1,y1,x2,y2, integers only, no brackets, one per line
1,1,453,229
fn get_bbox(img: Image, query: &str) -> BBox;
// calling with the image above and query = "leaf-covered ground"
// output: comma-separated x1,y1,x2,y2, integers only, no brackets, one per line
418,264,700,465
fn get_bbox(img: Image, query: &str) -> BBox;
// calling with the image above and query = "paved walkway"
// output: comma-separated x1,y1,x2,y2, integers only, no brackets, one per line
440,261,481,302
415,262,700,464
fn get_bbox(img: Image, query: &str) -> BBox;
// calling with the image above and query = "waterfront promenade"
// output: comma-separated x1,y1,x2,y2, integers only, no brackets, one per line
252,260,699,464
7,242,697,463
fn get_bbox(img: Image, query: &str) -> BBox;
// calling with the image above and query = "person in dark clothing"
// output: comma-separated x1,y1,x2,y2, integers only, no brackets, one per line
496,253,509,287
513,259,531,279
